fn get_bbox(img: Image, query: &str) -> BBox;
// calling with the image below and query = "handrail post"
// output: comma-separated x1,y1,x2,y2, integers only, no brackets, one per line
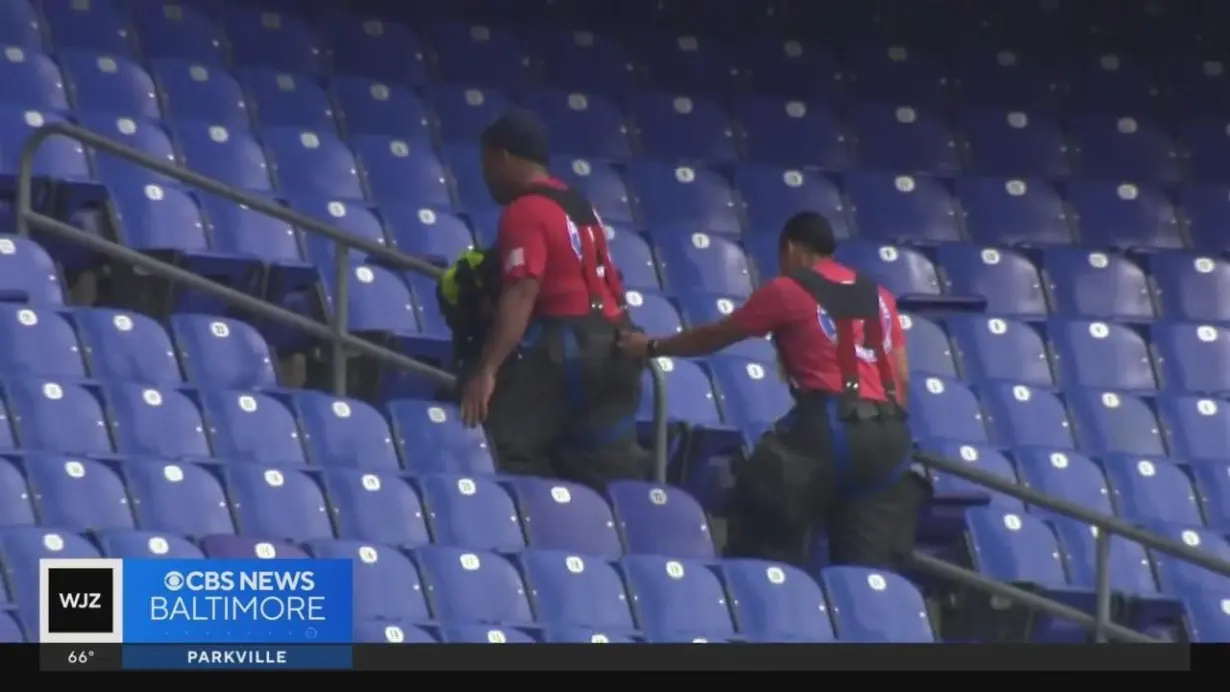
1093,529,1112,643
648,361,668,483
332,246,351,396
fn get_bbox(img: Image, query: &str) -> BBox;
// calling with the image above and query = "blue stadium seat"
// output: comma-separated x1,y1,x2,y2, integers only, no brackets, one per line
847,103,960,175
624,291,680,337
96,530,204,559
1068,114,1181,184
980,383,1075,449
1179,119,1230,183
308,541,431,623
264,128,363,199
354,622,438,643
199,535,308,559
425,84,510,144
907,375,988,443
1148,252,1230,324
170,315,278,390
418,474,525,553
386,399,495,475
639,356,724,430
1152,323,1230,395
833,241,941,296
240,68,335,132
124,460,235,536
964,508,1085,613
1101,457,1204,526
0,109,88,180
6,379,112,455
72,308,182,385
519,550,637,631
80,116,178,186
442,625,537,643
197,390,304,465
900,314,958,378
413,546,535,626
739,37,842,101
635,32,741,95
844,172,960,244
956,177,1073,247
1049,319,1157,393
151,59,249,130
322,470,431,547
543,628,638,643
734,166,847,239
0,612,22,642
292,391,401,472
382,205,473,265
0,235,64,304
553,157,635,226
224,8,323,74
173,123,274,191
428,22,531,89
0,304,86,379
130,2,226,64
604,227,659,290
41,0,132,56
629,92,736,163
1156,395,1230,461
1042,249,1156,322
844,42,951,109
0,1,42,48
620,555,735,638
627,162,740,236
105,384,211,459
936,245,1048,319
1049,519,1166,601
608,480,715,559
504,478,624,559
0,527,100,617
733,97,850,169
951,47,1060,111
226,464,334,541
532,28,637,97
22,453,134,530
0,48,69,110
59,50,160,118
0,456,35,525
1177,185,1230,255
654,232,752,298
1014,449,1113,520
353,136,451,209
948,315,1052,387
1067,390,1166,457
722,560,835,642
520,88,631,161
961,108,1071,178
1149,525,1230,593
333,78,431,141
326,17,427,85
819,566,935,642
919,441,1023,511
708,356,792,431
1067,181,1182,251
1067,53,1158,112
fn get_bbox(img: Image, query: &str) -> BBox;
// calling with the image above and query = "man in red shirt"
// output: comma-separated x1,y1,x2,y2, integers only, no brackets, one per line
459,110,650,490
619,212,929,569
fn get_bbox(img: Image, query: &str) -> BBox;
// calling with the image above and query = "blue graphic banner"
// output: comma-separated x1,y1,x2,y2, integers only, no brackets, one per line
122,645,353,670
121,559,353,644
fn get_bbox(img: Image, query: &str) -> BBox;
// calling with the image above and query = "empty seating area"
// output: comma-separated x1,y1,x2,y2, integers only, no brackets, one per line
0,0,1228,643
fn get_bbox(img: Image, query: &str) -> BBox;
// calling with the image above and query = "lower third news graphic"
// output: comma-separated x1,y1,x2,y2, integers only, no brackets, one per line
40,557,355,670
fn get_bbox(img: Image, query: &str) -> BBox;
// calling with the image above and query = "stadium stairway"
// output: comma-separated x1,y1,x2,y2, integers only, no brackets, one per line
0,0,1228,646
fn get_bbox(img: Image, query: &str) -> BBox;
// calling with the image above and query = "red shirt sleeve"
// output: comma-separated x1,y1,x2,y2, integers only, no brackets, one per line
497,197,550,283
730,278,797,337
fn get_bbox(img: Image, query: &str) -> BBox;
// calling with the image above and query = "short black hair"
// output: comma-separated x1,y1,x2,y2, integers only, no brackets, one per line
780,211,837,256
480,109,550,166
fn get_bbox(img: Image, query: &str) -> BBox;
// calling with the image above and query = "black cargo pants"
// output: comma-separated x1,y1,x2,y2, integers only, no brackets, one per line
484,314,652,492
725,393,930,570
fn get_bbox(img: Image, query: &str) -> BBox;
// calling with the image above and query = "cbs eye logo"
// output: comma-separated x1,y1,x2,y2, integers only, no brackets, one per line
163,571,186,591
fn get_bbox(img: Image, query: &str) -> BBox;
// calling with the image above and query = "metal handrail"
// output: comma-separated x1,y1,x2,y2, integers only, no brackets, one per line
13,121,669,481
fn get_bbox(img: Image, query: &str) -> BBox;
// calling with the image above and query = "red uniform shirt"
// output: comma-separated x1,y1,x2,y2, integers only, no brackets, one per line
730,259,906,401
497,178,624,320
